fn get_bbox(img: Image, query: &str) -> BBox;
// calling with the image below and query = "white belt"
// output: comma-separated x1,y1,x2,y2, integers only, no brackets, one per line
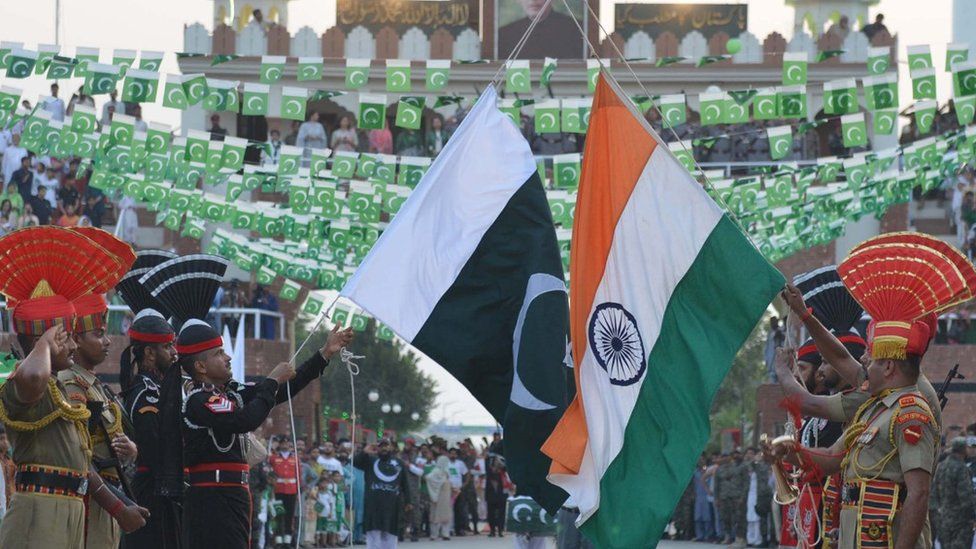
277,478,297,483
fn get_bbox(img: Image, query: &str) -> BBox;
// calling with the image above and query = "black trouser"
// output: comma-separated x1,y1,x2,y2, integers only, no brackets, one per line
453,493,469,533
122,472,183,549
183,485,251,549
277,493,297,538
487,499,505,534
463,486,478,533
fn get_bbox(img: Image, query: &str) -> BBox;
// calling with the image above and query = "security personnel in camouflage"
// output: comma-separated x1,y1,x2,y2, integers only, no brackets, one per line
715,450,749,545
932,437,975,549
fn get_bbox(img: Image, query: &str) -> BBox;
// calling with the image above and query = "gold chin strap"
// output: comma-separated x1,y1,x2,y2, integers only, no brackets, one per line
0,380,93,461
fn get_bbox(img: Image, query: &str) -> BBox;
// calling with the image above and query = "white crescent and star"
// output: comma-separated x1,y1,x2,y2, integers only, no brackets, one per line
510,273,567,411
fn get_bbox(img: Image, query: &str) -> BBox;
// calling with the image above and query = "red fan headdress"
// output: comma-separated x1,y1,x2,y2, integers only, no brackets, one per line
0,227,124,336
69,228,136,333
839,232,976,359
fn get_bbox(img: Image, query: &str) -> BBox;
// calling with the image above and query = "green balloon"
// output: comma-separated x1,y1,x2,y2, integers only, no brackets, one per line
726,38,742,55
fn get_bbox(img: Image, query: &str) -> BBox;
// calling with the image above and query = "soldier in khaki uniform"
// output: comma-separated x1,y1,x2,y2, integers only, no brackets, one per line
60,293,138,549
0,226,148,548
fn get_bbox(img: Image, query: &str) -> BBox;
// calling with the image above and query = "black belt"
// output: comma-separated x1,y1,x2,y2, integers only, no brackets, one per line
15,469,89,497
188,469,250,486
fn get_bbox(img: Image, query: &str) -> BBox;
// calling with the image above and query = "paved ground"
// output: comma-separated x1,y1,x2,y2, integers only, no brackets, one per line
397,536,722,549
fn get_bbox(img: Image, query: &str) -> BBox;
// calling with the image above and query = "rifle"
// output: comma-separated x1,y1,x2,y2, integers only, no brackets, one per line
938,364,964,410
86,401,135,500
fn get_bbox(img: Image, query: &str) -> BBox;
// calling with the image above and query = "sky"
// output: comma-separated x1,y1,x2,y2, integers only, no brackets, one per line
0,0,960,425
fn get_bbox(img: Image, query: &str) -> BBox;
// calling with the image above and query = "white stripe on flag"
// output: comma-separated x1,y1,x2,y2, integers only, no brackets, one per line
549,146,723,523
341,86,537,341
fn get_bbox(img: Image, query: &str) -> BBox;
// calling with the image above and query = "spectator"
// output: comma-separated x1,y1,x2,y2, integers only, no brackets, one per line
315,477,334,548
297,111,328,154
395,129,423,156
133,105,148,132
10,156,33,203
1,182,23,215
57,174,80,214
1,134,27,187
487,431,504,457
29,187,52,225
330,115,359,152
43,83,65,122
826,15,850,41
209,114,227,142
447,447,470,536
262,129,283,166
954,179,969,248
284,120,301,146
354,439,411,549
270,439,301,547
425,116,450,156
425,456,453,541
100,89,125,127
249,8,270,32
763,317,785,382
861,13,888,40
17,202,39,228
0,200,16,233
484,456,508,537
318,441,344,475
964,192,976,252
252,285,279,340
116,195,138,243
66,86,94,116
56,201,81,227
368,121,394,154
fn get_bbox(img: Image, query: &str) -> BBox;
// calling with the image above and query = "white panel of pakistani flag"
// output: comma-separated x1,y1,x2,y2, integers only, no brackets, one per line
341,85,536,340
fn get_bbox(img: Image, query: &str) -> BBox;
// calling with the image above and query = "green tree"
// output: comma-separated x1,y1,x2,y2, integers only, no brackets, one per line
705,319,770,454
297,316,437,434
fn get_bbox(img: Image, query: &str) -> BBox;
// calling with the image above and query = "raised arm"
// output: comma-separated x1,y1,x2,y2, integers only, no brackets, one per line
782,284,863,386
13,326,70,404
773,347,842,421
275,325,353,404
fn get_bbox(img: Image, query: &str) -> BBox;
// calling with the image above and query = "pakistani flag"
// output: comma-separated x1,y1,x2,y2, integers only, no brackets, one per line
396,96,425,130
358,94,388,130
35,44,58,74
782,52,808,85
162,74,189,109
668,141,695,173
112,49,137,72
777,85,807,119
280,279,301,301
867,46,890,75
947,43,969,71
911,67,937,100
397,156,431,188
843,156,868,192
752,88,778,120
242,83,270,116
534,99,561,134
260,55,286,84
122,69,160,103
341,86,572,512
139,51,165,71
298,56,323,81
182,74,209,106
0,87,21,113
586,59,607,93
953,61,976,97
386,60,412,93
914,100,937,134
552,153,581,189
560,99,587,134
73,46,99,77
823,79,858,115
0,42,22,70
863,73,898,110
956,95,976,126
281,87,309,121
345,59,371,89
767,126,793,160
332,151,359,178
907,44,933,71
658,94,686,128
46,56,76,79
541,57,557,87
841,113,868,148
873,109,897,135
425,59,450,91
505,60,531,94
698,92,725,126
7,49,38,78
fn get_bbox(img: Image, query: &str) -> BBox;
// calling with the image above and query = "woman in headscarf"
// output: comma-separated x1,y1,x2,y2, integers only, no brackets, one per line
425,456,453,541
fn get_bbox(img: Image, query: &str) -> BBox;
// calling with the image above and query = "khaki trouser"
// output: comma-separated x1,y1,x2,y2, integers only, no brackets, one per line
0,491,85,548
86,496,121,548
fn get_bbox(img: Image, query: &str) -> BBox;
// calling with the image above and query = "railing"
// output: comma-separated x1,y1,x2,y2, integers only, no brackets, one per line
0,303,287,342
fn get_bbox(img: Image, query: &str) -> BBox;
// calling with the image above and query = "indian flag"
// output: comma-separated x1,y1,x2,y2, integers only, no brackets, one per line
542,74,783,547
342,85,572,512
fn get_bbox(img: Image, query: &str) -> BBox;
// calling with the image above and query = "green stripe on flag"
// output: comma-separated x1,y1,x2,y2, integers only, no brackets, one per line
580,215,783,548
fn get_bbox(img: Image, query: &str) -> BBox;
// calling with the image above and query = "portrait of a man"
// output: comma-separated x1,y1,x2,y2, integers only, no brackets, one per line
497,0,586,59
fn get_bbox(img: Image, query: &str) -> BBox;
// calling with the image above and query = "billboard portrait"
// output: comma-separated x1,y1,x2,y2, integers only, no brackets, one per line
496,0,587,60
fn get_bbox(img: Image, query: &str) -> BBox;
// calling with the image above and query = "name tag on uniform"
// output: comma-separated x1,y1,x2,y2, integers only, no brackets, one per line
858,427,878,445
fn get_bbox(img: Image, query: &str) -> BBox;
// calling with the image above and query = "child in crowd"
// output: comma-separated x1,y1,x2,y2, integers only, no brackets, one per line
316,477,333,547
330,470,347,546
304,480,320,546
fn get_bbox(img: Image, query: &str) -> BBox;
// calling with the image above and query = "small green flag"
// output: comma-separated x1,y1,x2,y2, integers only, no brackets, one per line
698,92,725,126
278,145,302,176
560,98,587,133
0,42,22,70
767,126,793,161
956,95,976,126
46,56,77,80
658,94,686,128
552,153,581,189
911,67,937,100
0,86,20,113
110,113,136,147
358,93,388,130
782,52,808,85
655,56,686,67
162,74,189,109
395,96,424,130
280,279,301,301
914,100,937,134
953,61,976,97
331,305,350,327
386,59,411,92
540,57,557,87
35,45,59,74
73,47,100,77
280,87,309,121
425,59,451,91
841,113,868,148
907,44,933,71
823,79,858,115
376,323,395,341
332,152,358,178
122,69,160,103
297,56,323,81
303,294,325,316
866,46,890,75
668,141,695,172
505,60,531,94
181,73,209,105
345,58,371,89
863,73,898,110
242,82,270,115
84,62,122,95
815,49,845,63
534,99,561,133
586,59,607,93
752,88,778,120
397,157,430,188
696,54,730,68
947,43,970,71
222,136,247,171
777,85,807,119
111,49,137,72
211,54,240,66
259,55,286,84
257,265,277,285
873,109,897,135
137,51,164,71
350,312,369,332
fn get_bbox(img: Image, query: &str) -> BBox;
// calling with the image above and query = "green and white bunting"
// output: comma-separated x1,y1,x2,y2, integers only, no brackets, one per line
586,59,608,93
395,96,424,130
121,69,160,103
782,52,808,86
823,79,858,115
914,100,937,134
35,44,58,74
0,86,21,113
297,56,323,81
910,67,937,100
280,279,301,301
46,56,76,79
7,49,38,78
345,58,371,89
425,59,450,91
863,73,898,110
669,141,695,172
947,43,969,71
260,55,286,84
534,99,560,133
0,42,22,70
505,60,531,94
767,126,792,160
303,294,325,315
332,151,358,178
552,153,581,189
280,86,309,121
777,85,807,119
841,113,868,148
162,74,189,109
954,61,976,97
659,94,686,128
73,47,99,77
139,51,165,71
203,79,239,112
386,59,411,93
907,45,933,71
753,88,778,120
84,62,122,95
358,93,387,130
873,109,897,134
956,95,976,126
397,156,430,187
242,83,270,115
181,73,208,106
699,92,725,126
112,49,137,72
541,57,557,87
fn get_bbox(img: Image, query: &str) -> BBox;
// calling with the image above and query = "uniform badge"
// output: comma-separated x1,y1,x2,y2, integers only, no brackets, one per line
858,427,878,444
205,394,235,414
898,395,917,407
868,523,882,540
902,425,923,445
146,395,159,404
